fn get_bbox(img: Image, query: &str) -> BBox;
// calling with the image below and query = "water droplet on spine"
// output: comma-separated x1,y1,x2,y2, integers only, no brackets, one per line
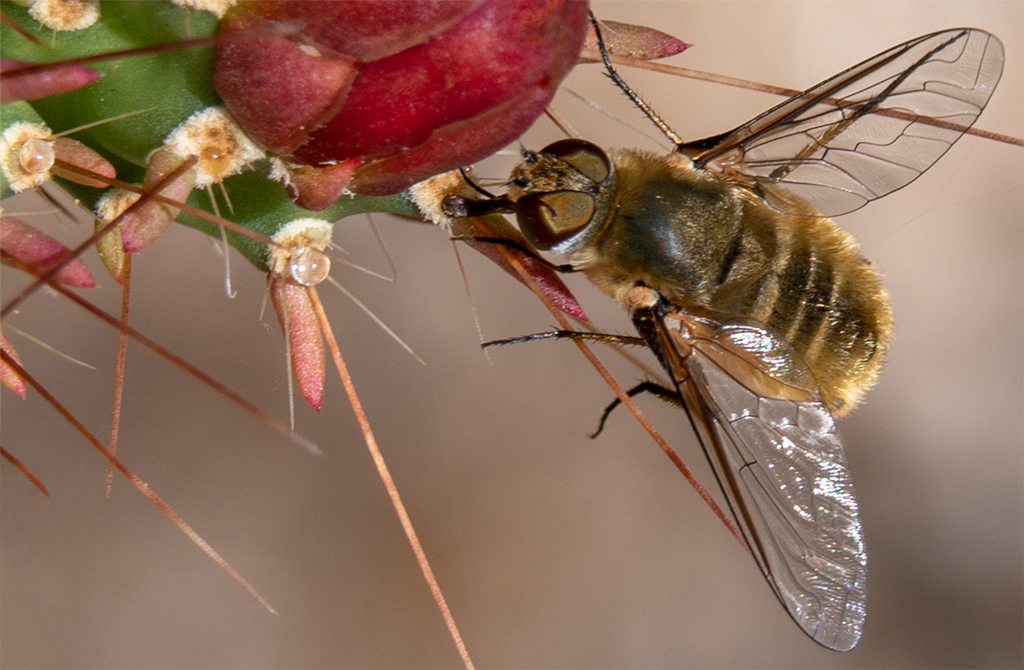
289,246,330,286
19,139,55,175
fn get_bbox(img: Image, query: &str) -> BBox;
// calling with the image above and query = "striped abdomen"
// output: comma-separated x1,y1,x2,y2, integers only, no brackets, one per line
577,149,894,414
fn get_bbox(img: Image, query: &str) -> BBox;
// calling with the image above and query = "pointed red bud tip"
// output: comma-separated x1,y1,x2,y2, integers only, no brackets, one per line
214,0,590,197
269,276,325,411
0,332,27,398
0,216,97,288
114,148,196,253
117,200,175,254
583,20,690,61
0,59,102,104
94,217,128,284
274,159,360,211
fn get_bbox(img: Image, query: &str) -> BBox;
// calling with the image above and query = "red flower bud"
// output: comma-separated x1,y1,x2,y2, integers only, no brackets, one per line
214,0,589,196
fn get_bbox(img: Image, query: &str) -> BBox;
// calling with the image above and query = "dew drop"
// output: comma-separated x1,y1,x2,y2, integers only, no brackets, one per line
19,139,55,175
199,143,233,176
289,246,330,286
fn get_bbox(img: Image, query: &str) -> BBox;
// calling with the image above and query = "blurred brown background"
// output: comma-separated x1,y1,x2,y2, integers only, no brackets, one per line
2,2,1021,667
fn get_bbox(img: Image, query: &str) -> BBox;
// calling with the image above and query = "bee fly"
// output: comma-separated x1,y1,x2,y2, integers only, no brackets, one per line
444,25,1004,651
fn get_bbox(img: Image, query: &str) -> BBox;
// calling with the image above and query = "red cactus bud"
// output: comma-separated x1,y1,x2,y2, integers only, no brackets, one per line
237,0,488,62
214,0,589,197
212,8,359,154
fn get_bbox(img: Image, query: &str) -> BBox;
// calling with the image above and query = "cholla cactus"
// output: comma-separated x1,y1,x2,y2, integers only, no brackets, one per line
5,2,1016,667
0,1,591,665
2,0,589,264
2,0,593,425
0,0,706,666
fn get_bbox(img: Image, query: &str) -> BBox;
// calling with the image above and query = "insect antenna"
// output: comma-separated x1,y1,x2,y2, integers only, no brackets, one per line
459,167,499,199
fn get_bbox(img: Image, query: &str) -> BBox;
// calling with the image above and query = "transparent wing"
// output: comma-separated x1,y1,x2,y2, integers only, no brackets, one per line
651,308,867,651
686,29,1004,216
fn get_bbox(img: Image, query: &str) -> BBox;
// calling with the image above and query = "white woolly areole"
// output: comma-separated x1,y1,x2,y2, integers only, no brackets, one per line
94,188,140,222
163,107,265,188
1,122,53,192
267,218,334,277
407,170,467,226
29,0,99,31
169,0,237,19
267,157,294,189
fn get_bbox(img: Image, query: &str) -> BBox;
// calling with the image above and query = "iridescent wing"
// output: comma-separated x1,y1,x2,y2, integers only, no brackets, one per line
631,294,866,651
683,29,1004,216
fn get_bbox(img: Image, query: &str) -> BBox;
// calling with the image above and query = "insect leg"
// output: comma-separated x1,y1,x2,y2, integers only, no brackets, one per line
482,330,646,348
587,12,684,146
589,380,682,438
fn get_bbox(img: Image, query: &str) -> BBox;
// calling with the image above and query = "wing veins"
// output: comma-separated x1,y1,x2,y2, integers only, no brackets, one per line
767,30,975,180
637,303,866,651
686,29,1002,216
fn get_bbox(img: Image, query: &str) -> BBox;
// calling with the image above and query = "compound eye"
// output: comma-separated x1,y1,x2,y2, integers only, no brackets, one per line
539,139,611,185
516,190,595,251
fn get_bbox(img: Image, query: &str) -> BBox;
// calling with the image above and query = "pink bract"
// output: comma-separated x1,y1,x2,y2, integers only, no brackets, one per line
0,216,97,288
0,59,101,104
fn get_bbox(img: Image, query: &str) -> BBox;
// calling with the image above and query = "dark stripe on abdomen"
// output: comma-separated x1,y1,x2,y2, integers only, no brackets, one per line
766,240,811,337
789,252,835,351
715,230,744,286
